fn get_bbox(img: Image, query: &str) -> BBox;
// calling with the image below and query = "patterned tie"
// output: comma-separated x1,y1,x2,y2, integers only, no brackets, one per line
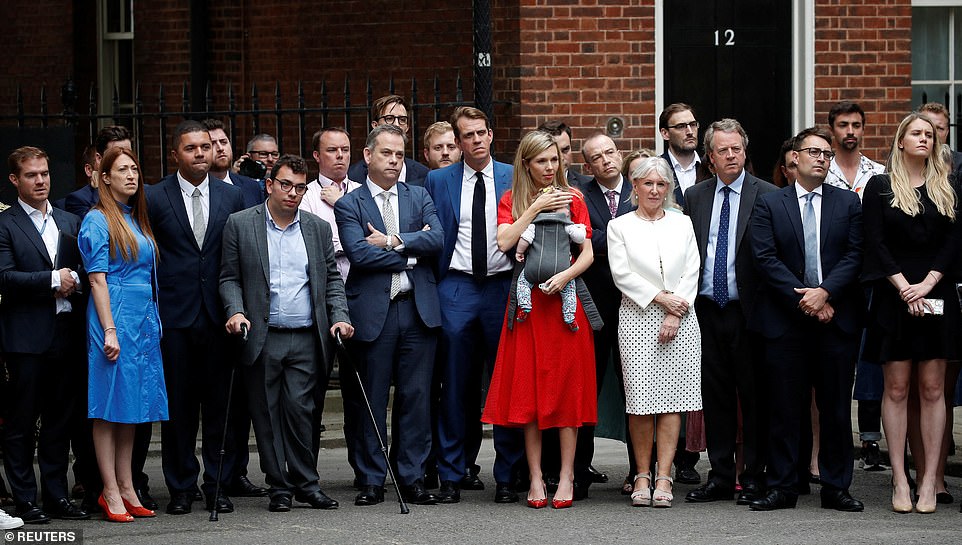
191,188,206,248
380,192,401,299
471,171,488,280
803,192,820,288
605,189,618,219
713,186,731,307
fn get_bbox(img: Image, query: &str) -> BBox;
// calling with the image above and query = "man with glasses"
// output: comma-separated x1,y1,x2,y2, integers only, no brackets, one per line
748,127,864,512
659,103,701,210
825,101,884,198
231,135,280,182
348,95,430,187
684,119,776,507
220,154,354,513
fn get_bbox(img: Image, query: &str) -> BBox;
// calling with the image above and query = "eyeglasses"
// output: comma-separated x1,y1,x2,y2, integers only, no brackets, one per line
795,147,835,160
378,114,409,126
273,179,308,195
251,150,280,160
668,121,699,131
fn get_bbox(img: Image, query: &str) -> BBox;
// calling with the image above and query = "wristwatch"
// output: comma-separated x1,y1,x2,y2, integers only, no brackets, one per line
385,236,394,251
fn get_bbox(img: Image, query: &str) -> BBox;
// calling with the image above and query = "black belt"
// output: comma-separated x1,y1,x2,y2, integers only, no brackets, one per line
267,325,314,333
392,292,413,302
448,269,513,281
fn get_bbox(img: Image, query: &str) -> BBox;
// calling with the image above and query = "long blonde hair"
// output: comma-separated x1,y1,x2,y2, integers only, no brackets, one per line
886,113,954,220
510,131,578,219
94,147,158,261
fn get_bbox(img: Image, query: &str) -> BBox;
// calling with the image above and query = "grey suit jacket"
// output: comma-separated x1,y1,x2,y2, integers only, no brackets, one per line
219,204,351,372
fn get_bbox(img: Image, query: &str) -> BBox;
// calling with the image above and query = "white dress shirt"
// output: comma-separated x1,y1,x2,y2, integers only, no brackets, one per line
18,199,75,314
450,160,511,275
667,150,700,194
177,172,210,232
366,179,413,293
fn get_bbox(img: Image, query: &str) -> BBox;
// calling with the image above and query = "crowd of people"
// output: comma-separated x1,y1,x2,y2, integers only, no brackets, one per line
0,94,961,530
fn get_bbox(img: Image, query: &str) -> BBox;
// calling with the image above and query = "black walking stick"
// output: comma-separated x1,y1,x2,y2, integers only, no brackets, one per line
210,322,245,522
335,330,409,514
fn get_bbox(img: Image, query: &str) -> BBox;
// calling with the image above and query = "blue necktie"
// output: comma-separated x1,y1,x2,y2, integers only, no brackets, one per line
713,186,731,307
803,192,819,288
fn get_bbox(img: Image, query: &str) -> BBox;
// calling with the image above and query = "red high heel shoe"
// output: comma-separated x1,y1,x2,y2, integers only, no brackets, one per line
98,493,134,523
122,497,156,518
551,498,573,509
527,481,548,509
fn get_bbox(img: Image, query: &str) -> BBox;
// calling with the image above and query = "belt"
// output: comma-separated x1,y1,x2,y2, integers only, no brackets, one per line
448,269,513,281
267,325,314,333
392,292,413,302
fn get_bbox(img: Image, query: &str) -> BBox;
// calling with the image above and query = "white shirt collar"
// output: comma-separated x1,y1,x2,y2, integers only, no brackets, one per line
177,171,210,196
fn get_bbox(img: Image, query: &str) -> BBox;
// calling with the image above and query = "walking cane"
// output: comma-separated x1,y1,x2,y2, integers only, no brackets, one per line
335,330,409,514
209,322,245,522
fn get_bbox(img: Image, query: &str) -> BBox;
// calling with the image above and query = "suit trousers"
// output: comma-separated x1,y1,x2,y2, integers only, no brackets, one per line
160,315,235,495
1,318,78,504
695,297,765,488
436,271,524,484
353,297,437,486
763,321,858,493
245,328,320,497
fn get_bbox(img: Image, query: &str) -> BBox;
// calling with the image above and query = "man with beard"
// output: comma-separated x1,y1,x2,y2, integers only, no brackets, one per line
824,102,884,197
422,122,461,170
203,119,266,210
659,104,701,209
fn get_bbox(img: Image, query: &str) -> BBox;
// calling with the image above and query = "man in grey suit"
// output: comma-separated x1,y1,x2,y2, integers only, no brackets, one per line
683,119,777,507
220,154,354,513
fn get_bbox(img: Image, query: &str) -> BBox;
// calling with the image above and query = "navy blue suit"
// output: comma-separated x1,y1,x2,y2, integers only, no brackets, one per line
335,181,443,486
0,204,85,506
226,173,265,209
349,158,429,187
425,161,525,486
146,174,246,498
62,184,99,218
751,183,863,495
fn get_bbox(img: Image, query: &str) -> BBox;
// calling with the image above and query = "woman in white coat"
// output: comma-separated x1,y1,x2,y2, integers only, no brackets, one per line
608,156,702,508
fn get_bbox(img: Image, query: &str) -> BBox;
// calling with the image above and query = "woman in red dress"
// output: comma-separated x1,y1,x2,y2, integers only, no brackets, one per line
482,131,598,509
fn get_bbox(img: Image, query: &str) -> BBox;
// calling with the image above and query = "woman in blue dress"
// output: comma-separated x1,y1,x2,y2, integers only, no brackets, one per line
79,147,167,522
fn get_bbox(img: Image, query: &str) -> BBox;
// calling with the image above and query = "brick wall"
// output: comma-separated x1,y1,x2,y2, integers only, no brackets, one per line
814,0,913,165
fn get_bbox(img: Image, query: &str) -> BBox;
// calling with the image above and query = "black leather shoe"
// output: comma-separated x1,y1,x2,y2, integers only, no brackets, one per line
460,473,485,491
354,486,384,506
135,488,159,511
227,475,268,497
587,465,608,484
401,481,438,505
494,482,518,504
820,489,863,512
749,489,798,511
15,502,50,524
294,490,338,510
190,486,204,502
438,481,460,504
686,481,735,503
44,497,89,520
736,485,763,505
205,492,234,514
268,494,292,512
676,467,702,485
165,492,193,515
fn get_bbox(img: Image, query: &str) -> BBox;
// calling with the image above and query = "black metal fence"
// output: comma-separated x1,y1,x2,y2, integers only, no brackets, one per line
1,73,475,180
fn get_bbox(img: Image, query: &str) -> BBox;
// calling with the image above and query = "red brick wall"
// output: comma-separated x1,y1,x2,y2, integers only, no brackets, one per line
814,0,913,165
508,0,656,169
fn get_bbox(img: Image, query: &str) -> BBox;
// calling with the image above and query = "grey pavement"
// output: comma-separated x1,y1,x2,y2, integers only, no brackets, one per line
37,403,962,545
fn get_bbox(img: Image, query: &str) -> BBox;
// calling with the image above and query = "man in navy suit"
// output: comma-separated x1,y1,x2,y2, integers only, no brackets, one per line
659,103,701,210
61,126,132,218
146,120,246,515
335,123,443,507
0,147,89,523
749,127,864,512
204,119,266,210
684,119,776,506
347,95,429,187
425,106,523,504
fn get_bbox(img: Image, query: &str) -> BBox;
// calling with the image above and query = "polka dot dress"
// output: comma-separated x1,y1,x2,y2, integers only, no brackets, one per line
618,292,702,415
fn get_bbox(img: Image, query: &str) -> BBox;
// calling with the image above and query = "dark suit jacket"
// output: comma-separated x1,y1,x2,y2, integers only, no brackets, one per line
662,150,699,210
62,184,99,218
684,171,778,321
219,205,350,373
952,150,962,184
424,160,513,277
348,158,429,187
227,173,266,209
750,184,864,338
0,204,85,354
575,175,635,298
334,182,443,342
146,174,246,328
566,167,591,185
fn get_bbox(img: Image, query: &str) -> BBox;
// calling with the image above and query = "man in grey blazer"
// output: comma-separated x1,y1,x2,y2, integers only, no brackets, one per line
220,154,354,513
684,119,777,507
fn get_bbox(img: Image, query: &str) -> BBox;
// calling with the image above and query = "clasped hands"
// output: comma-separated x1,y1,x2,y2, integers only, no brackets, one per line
226,313,355,339
56,267,79,298
794,286,833,323
899,279,935,317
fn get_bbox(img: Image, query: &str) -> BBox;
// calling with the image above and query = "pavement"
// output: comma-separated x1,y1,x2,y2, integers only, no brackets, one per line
12,395,962,545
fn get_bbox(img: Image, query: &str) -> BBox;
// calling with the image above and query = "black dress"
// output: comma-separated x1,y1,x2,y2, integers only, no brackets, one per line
861,174,960,362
